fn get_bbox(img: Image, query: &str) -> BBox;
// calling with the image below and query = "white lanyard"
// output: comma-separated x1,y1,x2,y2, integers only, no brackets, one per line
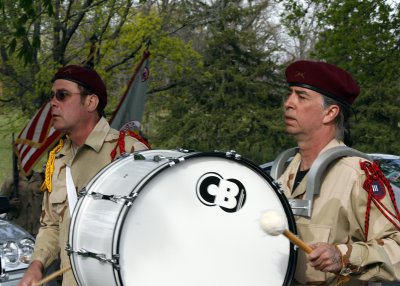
66,166,77,216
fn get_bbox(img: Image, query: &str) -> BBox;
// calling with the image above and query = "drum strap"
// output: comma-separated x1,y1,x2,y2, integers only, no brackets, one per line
66,166,78,216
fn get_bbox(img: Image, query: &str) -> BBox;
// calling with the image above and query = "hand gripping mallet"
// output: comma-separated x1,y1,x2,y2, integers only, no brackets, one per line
32,265,71,286
260,210,350,285
260,210,312,254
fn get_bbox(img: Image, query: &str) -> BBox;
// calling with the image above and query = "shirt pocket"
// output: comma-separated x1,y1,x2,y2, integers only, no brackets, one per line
49,188,68,217
295,223,332,284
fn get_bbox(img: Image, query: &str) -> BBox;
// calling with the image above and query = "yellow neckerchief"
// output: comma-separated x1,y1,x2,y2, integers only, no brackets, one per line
40,139,64,192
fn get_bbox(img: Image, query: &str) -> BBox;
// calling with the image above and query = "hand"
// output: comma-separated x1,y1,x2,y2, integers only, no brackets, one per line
9,197,21,209
308,242,342,273
18,260,43,286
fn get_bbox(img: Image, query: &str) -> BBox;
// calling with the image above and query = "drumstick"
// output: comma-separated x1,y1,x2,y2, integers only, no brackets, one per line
32,265,71,286
282,229,313,253
260,210,312,253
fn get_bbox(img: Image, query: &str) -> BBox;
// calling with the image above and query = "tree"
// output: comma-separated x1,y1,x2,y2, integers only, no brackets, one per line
145,0,293,163
311,0,400,154
279,0,323,61
0,0,203,118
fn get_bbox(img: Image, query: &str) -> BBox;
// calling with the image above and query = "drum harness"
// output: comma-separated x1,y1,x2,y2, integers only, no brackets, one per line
271,146,372,218
271,146,399,231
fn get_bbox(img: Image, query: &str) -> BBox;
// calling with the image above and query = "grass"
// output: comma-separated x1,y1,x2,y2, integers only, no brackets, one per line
0,131,13,185
0,112,34,184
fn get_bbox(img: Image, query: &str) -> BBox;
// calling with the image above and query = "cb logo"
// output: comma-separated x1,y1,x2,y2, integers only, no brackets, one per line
196,172,246,213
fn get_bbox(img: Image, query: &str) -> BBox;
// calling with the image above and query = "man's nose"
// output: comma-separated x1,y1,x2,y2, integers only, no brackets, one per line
284,93,295,109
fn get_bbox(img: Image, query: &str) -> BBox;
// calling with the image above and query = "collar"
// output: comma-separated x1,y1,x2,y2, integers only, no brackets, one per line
84,117,111,152
58,117,111,157
318,139,346,155
287,139,346,198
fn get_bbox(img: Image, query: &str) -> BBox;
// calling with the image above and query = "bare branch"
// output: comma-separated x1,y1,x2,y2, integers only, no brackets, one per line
110,0,134,40
147,82,180,94
97,0,117,42
104,44,142,72
0,98,15,103
63,0,95,50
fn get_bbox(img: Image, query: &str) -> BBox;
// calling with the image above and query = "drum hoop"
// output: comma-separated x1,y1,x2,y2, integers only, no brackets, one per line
112,154,181,283
69,154,134,285
69,151,190,285
111,151,297,286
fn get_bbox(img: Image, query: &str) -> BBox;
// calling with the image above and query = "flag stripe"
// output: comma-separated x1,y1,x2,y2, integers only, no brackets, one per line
25,103,46,141
15,102,62,174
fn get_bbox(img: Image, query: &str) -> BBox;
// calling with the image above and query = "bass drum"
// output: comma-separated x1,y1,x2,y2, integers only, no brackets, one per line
68,150,297,286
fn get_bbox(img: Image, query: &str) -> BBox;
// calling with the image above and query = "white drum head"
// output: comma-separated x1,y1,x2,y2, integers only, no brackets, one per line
69,151,296,286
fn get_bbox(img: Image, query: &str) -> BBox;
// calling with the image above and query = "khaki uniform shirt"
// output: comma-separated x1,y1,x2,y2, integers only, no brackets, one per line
31,117,148,286
0,171,43,236
278,140,400,286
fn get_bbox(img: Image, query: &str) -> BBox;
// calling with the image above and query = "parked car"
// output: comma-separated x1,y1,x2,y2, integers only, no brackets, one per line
0,197,35,286
368,154,400,204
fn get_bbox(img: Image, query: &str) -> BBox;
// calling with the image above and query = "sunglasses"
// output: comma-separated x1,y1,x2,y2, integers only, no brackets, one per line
50,90,81,102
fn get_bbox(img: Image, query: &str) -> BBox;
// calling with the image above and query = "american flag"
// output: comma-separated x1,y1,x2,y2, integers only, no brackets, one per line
14,102,62,175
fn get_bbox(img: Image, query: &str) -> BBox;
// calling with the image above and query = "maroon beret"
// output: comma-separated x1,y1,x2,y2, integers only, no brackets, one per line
53,65,107,108
285,60,360,107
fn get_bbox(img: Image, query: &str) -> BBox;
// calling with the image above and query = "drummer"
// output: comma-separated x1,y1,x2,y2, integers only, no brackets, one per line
19,65,148,286
278,60,400,285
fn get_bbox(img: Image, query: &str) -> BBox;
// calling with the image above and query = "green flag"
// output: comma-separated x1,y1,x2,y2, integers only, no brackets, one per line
110,50,150,132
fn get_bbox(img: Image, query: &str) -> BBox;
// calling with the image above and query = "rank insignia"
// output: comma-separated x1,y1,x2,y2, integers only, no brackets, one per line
371,180,386,200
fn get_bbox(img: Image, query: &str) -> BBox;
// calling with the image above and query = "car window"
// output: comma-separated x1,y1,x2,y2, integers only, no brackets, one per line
373,158,400,188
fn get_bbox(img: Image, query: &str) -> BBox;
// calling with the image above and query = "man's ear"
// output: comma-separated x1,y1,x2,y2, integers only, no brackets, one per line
86,94,99,113
322,104,340,124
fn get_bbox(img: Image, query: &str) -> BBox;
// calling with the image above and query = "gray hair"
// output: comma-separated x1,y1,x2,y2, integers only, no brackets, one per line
322,95,352,145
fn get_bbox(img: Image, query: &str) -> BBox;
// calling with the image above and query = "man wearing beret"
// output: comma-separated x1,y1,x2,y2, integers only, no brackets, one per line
278,60,400,285
19,65,149,286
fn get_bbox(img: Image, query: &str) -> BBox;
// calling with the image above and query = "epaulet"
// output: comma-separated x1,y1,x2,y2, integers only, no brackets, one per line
359,160,400,240
126,130,151,149
110,130,151,160
40,139,64,193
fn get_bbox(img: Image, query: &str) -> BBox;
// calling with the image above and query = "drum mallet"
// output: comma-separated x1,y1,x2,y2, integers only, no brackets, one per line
260,210,312,254
32,265,71,286
260,210,350,284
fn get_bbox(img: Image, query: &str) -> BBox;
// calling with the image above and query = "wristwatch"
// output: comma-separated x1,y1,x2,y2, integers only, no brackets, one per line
336,244,357,276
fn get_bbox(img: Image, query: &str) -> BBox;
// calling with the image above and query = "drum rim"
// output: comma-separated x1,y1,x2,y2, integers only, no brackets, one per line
69,154,134,285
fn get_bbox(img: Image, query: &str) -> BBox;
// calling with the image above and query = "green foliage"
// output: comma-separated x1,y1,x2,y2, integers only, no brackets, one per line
311,0,400,154
2,0,52,64
99,10,204,116
145,1,293,163
0,112,30,184
1,0,399,181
